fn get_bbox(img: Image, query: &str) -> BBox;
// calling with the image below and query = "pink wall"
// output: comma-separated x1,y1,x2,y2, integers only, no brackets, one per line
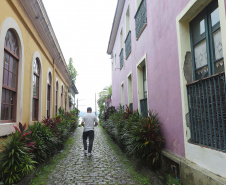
110,0,217,157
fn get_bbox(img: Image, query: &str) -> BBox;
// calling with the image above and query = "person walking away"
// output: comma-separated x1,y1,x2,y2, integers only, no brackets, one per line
81,107,98,157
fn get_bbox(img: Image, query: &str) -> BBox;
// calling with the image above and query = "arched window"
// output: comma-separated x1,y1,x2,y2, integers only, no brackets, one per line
55,81,58,115
61,85,63,107
47,72,51,118
1,30,19,121
32,58,40,121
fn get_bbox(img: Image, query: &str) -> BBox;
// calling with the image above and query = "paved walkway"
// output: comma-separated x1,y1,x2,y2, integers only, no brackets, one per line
47,126,140,185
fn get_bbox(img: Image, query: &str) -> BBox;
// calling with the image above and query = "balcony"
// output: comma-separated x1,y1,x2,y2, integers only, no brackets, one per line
120,48,124,70
125,31,131,59
187,72,226,152
134,0,147,39
140,98,148,117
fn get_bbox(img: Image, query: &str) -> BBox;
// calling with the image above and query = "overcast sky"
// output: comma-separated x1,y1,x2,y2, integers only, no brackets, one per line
43,0,117,112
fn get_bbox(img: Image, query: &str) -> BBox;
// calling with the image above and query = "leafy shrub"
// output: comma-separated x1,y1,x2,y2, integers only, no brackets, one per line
27,122,57,163
103,106,116,121
166,174,181,185
102,106,165,169
58,107,65,115
0,124,36,185
126,111,165,167
0,111,79,184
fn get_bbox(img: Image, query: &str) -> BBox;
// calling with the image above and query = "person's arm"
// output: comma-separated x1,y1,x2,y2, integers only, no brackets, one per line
94,116,98,126
81,117,85,126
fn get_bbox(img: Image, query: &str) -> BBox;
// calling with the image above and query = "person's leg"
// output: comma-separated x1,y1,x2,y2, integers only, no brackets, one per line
83,131,88,151
88,130,94,154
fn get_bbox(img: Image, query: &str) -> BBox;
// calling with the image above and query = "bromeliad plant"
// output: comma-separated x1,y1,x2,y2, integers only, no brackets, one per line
102,106,165,169
0,109,79,185
0,123,36,185
125,111,165,167
27,122,57,163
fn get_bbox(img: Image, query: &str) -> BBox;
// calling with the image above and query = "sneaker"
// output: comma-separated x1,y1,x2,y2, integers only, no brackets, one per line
84,150,88,156
87,153,92,157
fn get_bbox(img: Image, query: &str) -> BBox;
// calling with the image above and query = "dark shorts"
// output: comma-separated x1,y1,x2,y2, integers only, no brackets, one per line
83,130,94,140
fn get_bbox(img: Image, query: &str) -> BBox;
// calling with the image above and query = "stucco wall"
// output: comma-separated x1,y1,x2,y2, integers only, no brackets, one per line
111,0,190,157
0,0,69,136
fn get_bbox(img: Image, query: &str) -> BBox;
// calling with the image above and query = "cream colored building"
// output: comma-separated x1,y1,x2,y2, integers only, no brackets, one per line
0,0,78,137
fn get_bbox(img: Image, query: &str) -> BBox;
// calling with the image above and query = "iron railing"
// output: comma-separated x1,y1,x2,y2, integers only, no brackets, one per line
134,0,147,38
140,98,148,117
125,31,131,59
120,48,124,69
187,72,226,151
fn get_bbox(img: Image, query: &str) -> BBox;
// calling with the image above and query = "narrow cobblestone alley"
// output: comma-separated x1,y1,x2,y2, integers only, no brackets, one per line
46,126,140,185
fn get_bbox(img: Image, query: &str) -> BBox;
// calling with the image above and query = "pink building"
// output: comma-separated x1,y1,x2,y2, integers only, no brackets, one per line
107,0,226,184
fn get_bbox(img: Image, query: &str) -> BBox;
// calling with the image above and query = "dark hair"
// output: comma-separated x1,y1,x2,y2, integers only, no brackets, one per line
87,107,92,112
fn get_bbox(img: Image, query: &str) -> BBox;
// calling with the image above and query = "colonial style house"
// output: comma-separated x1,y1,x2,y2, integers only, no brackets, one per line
0,0,78,137
107,0,226,184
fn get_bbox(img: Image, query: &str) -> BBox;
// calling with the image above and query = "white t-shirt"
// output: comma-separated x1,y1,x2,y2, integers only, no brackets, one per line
82,113,98,132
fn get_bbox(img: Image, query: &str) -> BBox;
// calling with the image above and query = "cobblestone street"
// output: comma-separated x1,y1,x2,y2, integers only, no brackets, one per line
46,126,140,185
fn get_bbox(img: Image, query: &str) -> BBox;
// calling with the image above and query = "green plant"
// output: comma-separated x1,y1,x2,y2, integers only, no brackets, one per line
166,174,181,185
0,112,79,185
27,122,57,163
101,106,165,169
58,107,65,115
0,129,36,184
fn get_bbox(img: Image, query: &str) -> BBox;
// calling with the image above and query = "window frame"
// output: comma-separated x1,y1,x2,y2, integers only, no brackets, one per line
55,81,58,115
32,58,40,121
47,72,51,118
190,1,223,81
1,30,19,123
61,85,63,107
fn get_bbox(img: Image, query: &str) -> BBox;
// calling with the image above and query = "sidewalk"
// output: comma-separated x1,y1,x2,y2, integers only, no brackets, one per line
46,126,140,185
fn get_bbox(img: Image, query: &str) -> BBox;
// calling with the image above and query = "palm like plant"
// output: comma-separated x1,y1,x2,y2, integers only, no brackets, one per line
97,85,112,117
97,85,112,108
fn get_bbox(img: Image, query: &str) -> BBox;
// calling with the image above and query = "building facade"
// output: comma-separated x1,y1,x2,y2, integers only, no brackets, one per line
107,0,226,183
0,0,78,137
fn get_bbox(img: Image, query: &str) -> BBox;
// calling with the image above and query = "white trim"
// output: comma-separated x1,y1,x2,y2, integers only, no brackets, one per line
136,54,148,113
61,83,64,108
30,51,43,124
55,78,59,115
125,2,131,36
136,0,142,10
121,82,124,106
127,71,133,105
0,17,25,136
46,68,53,118
176,0,226,178
120,27,123,50
127,71,132,78
107,0,126,54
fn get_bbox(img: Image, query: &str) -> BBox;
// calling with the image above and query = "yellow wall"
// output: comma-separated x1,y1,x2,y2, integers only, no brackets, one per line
0,0,69,135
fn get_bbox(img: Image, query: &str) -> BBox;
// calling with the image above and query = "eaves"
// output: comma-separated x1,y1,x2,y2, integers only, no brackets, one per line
107,0,126,55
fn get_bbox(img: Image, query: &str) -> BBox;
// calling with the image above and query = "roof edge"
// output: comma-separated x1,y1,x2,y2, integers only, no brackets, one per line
107,0,126,55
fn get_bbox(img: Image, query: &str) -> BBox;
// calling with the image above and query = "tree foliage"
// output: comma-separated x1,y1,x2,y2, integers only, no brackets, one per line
97,85,112,118
68,58,77,85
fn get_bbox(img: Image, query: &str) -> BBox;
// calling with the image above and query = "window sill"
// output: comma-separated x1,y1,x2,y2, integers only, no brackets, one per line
0,122,17,137
188,139,226,154
136,23,147,41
